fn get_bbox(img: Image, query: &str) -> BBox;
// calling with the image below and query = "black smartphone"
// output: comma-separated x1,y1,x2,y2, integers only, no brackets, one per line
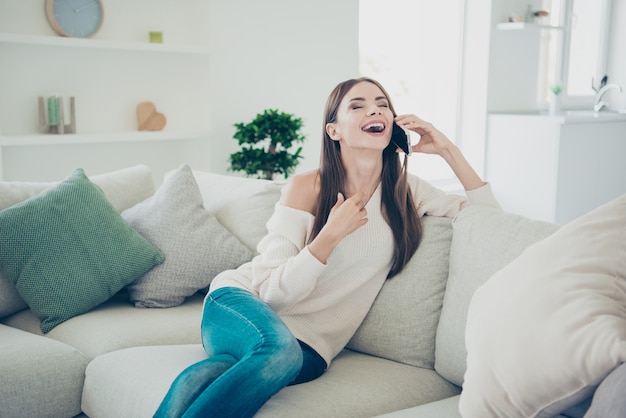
391,122,411,155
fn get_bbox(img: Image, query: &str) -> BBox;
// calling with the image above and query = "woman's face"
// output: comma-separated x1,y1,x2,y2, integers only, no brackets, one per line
326,81,394,153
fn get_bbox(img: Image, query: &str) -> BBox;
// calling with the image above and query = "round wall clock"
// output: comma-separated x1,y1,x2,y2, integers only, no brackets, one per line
45,0,104,38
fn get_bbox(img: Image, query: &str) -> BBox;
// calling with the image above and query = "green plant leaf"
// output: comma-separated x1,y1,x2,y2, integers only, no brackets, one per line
229,108,307,179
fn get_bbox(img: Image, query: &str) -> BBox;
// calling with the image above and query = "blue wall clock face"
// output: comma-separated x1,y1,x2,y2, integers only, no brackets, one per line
45,0,104,38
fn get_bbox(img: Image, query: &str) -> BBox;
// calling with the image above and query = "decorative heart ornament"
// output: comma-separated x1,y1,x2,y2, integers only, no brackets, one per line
136,101,166,131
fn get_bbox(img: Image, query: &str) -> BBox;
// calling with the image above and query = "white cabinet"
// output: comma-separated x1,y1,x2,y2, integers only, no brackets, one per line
486,113,626,224
0,2,211,183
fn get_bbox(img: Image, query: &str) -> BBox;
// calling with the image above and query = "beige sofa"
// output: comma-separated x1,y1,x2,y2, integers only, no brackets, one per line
1,165,620,418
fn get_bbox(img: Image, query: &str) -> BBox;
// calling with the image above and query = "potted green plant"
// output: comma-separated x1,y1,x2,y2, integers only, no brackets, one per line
229,109,306,180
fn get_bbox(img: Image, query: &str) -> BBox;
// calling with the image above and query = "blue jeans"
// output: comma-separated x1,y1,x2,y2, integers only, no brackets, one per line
153,287,327,418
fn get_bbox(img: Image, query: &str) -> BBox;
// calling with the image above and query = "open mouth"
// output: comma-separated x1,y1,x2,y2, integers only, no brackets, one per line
362,122,385,133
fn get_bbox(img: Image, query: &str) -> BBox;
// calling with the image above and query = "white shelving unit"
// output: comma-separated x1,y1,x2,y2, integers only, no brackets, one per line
0,32,211,54
0,131,209,147
0,28,212,182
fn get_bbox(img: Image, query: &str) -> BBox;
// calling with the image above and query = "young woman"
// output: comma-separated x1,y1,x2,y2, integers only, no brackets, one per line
154,77,500,418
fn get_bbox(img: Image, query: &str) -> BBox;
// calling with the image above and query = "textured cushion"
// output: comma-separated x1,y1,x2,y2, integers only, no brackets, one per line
460,195,626,418
0,168,164,333
347,216,453,369
434,206,559,385
123,165,253,308
0,324,88,418
0,165,155,319
190,171,284,252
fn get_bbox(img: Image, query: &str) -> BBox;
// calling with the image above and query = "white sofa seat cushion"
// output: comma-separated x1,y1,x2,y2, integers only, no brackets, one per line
82,346,460,418
375,395,462,418
2,291,204,360
0,324,88,418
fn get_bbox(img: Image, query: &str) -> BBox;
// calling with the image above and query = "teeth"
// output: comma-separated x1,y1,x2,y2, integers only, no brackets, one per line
363,122,385,132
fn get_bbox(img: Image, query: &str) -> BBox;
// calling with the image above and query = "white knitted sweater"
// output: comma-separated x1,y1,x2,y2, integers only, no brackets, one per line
209,174,500,365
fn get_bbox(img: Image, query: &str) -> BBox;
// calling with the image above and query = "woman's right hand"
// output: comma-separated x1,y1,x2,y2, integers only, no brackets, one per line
326,192,368,239
308,192,368,263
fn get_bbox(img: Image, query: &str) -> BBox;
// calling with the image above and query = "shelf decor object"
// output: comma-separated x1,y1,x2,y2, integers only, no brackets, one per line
149,31,163,44
38,95,76,134
45,0,104,38
136,101,166,131
229,109,306,180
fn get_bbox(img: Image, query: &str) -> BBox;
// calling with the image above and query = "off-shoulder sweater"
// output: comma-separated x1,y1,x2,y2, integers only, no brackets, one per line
209,174,500,366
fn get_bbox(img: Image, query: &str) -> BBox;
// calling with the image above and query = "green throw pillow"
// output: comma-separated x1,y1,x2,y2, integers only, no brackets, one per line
0,168,164,333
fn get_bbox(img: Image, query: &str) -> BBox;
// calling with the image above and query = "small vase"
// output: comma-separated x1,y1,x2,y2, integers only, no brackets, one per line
549,95,561,115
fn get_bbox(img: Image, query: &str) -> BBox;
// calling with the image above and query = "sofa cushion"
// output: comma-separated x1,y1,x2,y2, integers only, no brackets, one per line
0,168,164,333
0,165,155,319
190,171,284,252
0,324,88,418
460,195,626,418
123,165,253,308
374,396,573,418
2,291,205,360
82,346,460,418
375,395,462,418
0,164,155,213
434,206,559,385
347,216,453,369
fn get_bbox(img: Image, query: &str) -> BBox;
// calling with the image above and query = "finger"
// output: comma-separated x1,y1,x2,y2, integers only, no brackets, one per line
395,115,425,128
334,192,345,208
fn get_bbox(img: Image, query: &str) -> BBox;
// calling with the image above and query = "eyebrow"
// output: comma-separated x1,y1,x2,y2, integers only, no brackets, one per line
348,96,388,103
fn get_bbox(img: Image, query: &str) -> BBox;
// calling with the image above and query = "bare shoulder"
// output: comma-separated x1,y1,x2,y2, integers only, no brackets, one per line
280,170,320,215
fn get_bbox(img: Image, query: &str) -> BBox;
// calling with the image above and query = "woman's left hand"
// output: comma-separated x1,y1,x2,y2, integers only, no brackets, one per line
395,114,487,191
394,115,454,156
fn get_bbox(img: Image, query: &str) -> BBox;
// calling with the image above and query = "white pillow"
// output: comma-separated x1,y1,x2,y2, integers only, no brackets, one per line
460,194,626,418
190,171,284,253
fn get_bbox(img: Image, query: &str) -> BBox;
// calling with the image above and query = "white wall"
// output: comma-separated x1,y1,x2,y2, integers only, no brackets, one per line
0,0,211,135
0,0,358,181
205,0,359,176
457,0,493,177
1,0,622,181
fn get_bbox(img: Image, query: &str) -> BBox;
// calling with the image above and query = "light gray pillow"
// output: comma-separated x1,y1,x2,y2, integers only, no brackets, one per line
347,216,453,369
435,206,559,386
123,165,253,308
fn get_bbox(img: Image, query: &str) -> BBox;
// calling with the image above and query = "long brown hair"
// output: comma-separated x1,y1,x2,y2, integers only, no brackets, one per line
309,77,422,278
